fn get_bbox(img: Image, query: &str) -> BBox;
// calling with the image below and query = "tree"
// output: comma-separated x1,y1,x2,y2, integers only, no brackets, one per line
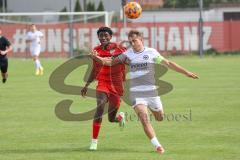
74,0,82,12
0,0,7,12
97,0,105,22
74,0,83,21
59,7,69,22
86,1,95,11
163,0,240,8
97,0,104,11
86,1,96,22
164,0,177,8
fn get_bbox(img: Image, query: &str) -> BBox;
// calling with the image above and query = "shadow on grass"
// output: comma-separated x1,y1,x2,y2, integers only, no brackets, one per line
0,147,149,154
0,147,86,154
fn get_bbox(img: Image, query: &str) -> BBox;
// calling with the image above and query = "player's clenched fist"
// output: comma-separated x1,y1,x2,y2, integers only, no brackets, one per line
0,50,7,55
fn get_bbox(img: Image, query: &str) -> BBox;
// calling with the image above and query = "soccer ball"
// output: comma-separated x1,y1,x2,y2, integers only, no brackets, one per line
124,2,142,19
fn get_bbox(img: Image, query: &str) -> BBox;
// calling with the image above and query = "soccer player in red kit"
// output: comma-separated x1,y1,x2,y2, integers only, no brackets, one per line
81,27,126,151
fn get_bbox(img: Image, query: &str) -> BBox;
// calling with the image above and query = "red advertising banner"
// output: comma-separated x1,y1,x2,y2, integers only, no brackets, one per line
1,21,240,58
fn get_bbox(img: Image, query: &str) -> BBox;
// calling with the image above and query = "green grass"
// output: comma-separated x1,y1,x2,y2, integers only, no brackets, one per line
0,56,239,160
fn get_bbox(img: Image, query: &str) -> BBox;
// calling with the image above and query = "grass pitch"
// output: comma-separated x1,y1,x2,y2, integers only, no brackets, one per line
0,56,239,160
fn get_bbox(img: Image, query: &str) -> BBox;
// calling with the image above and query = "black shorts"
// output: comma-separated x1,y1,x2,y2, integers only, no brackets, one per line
0,57,8,73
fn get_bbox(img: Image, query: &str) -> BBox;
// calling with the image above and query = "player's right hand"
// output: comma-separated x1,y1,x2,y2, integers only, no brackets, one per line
0,50,7,55
186,71,199,79
81,86,88,97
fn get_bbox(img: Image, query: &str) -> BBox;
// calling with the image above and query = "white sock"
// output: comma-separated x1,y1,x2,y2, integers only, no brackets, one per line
34,60,39,69
92,139,98,143
36,59,43,69
150,137,161,149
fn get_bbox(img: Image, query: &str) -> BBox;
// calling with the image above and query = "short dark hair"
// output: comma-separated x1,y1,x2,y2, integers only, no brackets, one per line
128,30,143,38
97,26,113,36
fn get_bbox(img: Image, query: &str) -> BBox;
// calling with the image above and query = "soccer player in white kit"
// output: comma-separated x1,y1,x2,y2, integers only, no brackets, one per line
26,24,44,75
91,30,198,155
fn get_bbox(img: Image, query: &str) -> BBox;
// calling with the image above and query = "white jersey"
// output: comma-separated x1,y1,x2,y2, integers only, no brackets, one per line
26,30,43,49
119,47,165,93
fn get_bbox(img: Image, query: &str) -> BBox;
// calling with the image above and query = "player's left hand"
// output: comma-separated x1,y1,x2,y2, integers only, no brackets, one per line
186,71,199,79
90,50,98,58
81,86,88,97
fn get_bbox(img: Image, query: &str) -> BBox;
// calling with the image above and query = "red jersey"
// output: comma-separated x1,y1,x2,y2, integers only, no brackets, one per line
93,43,126,82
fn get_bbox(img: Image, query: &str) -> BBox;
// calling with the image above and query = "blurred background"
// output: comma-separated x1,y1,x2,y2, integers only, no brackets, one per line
0,0,240,57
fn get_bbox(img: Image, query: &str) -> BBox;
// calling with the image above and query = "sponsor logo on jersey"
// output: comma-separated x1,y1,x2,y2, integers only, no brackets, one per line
109,49,115,55
143,55,149,60
130,62,148,70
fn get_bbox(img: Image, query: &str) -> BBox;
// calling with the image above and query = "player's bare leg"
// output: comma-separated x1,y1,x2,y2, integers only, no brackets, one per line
150,109,165,154
94,91,108,122
108,93,125,129
33,56,39,75
90,91,108,151
38,57,44,75
150,110,164,122
108,105,118,122
33,56,43,76
134,104,164,154
134,104,155,138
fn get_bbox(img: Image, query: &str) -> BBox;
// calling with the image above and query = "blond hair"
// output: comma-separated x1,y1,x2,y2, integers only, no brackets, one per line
128,30,143,38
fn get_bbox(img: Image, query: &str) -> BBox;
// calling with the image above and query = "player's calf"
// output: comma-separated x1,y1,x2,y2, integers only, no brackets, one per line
108,107,119,123
152,111,164,122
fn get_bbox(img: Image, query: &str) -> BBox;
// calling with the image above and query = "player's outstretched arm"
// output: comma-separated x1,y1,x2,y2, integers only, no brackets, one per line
90,51,123,66
161,59,199,79
118,40,131,49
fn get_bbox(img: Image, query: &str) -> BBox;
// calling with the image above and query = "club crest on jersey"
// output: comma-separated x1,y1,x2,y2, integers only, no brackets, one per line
143,55,149,60
109,49,115,55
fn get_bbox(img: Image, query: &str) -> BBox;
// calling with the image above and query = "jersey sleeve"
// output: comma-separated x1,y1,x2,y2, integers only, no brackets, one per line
38,31,44,37
152,49,165,64
116,53,128,64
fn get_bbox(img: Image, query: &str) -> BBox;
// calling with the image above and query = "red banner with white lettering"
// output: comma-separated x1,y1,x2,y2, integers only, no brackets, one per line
1,21,240,57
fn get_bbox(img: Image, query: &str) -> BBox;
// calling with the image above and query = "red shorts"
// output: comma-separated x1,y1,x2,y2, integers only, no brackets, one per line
96,81,123,108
